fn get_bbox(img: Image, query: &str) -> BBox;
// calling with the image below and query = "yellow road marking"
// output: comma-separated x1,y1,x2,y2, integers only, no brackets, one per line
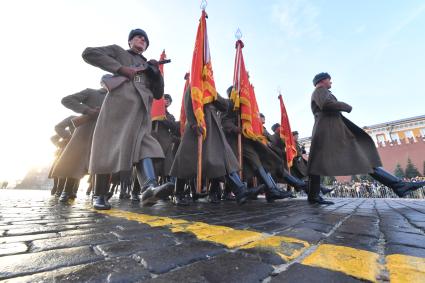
240,235,309,261
91,208,425,282
302,244,380,282
387,254,425,283
92,208,309,260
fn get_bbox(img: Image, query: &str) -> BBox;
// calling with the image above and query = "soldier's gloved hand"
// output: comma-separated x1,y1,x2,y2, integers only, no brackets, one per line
191,124,204,136
117,66,138,80
84,108,100,118
147,59,159,67
146,59,160,75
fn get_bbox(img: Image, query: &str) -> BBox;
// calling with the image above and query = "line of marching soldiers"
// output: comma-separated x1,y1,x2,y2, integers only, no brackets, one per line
48,28,425,210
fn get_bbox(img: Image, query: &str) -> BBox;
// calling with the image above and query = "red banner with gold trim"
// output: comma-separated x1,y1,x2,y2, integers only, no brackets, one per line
190,10,217,138
279,94,297,167
151,50,167,121
230,40,266,143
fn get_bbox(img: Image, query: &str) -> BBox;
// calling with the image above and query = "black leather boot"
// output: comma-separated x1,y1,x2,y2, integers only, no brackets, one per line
208,179,221,204
51,177,58,196
226,172,250,205
55,178,66,197
173,178,190,206
257,167,293,202
137,159,174,206
282,171,307,192
321,186,335,195
71,179,80,199
308,175,334,205
221,182,236,201
59,178,78,203
93,174,111,210
370,167,425,197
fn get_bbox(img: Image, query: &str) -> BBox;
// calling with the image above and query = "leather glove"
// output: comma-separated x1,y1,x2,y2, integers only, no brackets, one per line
146,59,160,75
117,66,138,80
191,124,204,136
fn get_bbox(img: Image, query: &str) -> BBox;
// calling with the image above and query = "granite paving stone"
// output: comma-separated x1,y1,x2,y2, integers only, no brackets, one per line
270,263,364,283
0,246,104,279
31,233,117,252
0,242,28,256
7,257,151,282
145,252,273,282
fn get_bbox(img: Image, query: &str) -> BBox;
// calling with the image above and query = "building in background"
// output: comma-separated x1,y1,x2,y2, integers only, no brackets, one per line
299,115,425,179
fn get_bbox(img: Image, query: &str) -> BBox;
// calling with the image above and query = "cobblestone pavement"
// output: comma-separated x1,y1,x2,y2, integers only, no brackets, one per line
1,189,425,282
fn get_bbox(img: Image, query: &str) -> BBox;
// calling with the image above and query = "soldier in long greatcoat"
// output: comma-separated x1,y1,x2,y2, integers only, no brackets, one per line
82,28,172,210
49,116,76,197
52,84,107,202
152,94,180,183
307,72,425,204
221,89,294,202
170,87,253,206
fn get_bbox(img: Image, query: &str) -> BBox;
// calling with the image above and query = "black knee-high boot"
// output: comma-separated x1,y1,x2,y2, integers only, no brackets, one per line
308,175,334,205
55,178,67,197
257,167,293,202
226,172,251,205
93,174,111,210
59,178,78,202
173,178,190,206
51,177,59,195
370,167,425,197
136,158,174,205
208,179,221,204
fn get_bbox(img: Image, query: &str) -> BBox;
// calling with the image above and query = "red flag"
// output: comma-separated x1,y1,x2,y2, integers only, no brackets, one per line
190,10,217,139
230,40,266,143
151,50,167,121
278,94,297,167
179,72,190,136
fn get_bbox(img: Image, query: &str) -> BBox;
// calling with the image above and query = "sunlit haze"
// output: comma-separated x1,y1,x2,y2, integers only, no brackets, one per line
0,0,424,182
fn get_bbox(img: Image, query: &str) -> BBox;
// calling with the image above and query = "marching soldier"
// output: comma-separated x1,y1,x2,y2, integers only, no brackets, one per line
170,87,254,206
52,78,108,202
152,94,180,184
259,113,272,142
222,87,294,202
49,116,76,197
307,72,425,204
82,28,172,210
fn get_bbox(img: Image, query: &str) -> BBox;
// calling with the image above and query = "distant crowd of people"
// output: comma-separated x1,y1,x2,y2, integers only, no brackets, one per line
292,177,425,199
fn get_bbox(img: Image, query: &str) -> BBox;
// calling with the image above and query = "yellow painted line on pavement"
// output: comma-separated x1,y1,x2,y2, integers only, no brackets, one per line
386,254,425,283
92,208,425,282
302,244,380,282
92,208,309,260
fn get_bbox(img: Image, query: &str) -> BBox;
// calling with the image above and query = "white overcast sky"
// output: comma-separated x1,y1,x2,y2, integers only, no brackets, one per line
0,0,424,181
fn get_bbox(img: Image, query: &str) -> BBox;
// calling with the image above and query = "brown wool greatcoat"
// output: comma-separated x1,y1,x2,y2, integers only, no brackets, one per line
51,88,106,179
221,104,283,180
290,141,308,179
48,116,76,178
82,45,164,174
170,92,239,179
152,111,180,177
307,87,382,176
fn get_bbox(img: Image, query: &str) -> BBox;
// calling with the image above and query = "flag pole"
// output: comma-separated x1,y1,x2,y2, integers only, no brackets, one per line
235,28,243,179
196,0,207,194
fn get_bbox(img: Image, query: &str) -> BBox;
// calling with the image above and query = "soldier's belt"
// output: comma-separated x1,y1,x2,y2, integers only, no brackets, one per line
134,75,142,83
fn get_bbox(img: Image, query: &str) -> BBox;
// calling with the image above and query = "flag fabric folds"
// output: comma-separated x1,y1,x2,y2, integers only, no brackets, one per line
179,72,190,136
230,39,266,144
190,10,217,138
278,94,297,167
151,50,167,121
